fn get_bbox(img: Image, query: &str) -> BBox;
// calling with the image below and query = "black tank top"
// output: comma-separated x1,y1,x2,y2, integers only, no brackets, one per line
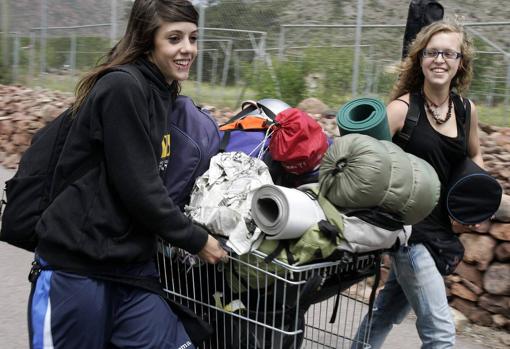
405,93,468,242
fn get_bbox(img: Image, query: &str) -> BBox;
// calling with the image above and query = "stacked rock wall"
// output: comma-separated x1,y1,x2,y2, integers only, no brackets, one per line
0,85,73,168
446,206,510,329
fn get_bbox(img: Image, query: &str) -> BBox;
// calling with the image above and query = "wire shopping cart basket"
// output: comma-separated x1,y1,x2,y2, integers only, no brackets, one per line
157,241,380,349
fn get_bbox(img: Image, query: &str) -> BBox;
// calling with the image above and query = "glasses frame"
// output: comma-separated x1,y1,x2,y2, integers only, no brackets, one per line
422,48,463,60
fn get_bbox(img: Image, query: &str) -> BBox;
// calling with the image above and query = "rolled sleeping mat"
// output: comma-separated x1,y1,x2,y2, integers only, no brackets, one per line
379,141,441,225
336,97,391,141
251,184,326,240
447,158,502,224
319,133,392,208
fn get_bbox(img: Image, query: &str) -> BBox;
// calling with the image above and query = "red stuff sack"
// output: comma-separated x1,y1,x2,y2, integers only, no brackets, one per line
269,108,328,175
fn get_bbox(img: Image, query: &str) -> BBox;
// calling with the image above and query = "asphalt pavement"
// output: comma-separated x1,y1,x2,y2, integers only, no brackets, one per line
0,165,488,348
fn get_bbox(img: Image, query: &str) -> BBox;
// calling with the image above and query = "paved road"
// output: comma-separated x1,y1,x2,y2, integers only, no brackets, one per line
0,166,34,348
0,165,488,348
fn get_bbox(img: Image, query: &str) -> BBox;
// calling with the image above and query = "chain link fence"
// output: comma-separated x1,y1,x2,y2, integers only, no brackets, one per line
1,0,509,124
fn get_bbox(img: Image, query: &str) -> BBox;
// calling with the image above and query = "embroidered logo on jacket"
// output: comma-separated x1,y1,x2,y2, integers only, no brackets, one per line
159,134,170,172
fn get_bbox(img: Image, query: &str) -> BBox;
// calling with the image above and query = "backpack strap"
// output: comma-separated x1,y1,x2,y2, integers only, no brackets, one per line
462,97,471,153
394,92,472,152
394,98,409,107
263,241,286,264
220,100,278,128
450,94,472,154
366,253,382,323
113,65,151,101
219,100,276,131
393,92,421,150
218,132,231,153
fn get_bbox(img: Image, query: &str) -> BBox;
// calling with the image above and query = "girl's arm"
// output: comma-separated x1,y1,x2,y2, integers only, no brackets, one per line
387,93,410,137
467,100,484,168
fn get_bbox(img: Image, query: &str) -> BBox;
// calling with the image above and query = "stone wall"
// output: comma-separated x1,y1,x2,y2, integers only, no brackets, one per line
0,85,73,168
445,211,510,329
1,85,509,329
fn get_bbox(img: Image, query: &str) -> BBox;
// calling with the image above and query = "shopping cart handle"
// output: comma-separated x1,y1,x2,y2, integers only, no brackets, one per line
217,237,234,253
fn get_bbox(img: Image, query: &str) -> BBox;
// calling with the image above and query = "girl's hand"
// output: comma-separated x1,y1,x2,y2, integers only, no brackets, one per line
451,217,492,234
197,234,228,264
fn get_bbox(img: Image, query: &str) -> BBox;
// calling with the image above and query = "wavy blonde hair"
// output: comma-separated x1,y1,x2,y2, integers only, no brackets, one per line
390,20,474,100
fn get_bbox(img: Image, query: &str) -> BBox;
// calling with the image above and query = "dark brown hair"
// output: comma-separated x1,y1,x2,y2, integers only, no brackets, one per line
72,0,198,112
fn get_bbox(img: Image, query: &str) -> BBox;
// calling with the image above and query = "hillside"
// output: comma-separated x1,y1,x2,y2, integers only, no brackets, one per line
4,0,123,34
2,0,509,48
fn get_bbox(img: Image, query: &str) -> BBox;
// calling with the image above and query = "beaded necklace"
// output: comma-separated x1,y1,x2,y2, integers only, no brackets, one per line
423,92,453,125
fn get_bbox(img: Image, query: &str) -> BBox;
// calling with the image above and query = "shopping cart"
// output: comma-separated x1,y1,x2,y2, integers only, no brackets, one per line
157,241,379,349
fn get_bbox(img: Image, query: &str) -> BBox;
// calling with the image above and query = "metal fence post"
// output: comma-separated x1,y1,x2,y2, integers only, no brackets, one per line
28,31,35,81
40,0,47,75
1,0,9,69
70,32,77,75
220,39,232,89
196,3,205,99
351,0,364,97
278,25,285,60
110,0,118,45
210,50,218,86
12,32,20,82
505,56,510,126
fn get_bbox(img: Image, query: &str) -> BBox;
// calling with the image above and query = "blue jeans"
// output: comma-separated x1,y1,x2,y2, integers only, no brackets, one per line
352,244,455,349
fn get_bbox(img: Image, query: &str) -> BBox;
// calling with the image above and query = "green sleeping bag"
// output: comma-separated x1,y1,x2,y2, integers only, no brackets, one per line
319,134,440,225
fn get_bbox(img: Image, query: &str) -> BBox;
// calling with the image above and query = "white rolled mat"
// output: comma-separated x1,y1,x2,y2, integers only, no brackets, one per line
251,184,326,240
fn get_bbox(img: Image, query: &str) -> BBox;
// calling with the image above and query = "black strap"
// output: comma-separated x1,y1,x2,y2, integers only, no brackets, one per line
393,92,420,149
395,98,409,107
218,107,275,153
284,242,295,265
295,274,323,314
367,254,382,324
462,97,471,153
328,252,382,324
0,185,6,217
394,92,471,152
318,220,340,244
219,130,231,152
218,104,259,128
262,240,296,265
114,65,151,100
219,100,279,128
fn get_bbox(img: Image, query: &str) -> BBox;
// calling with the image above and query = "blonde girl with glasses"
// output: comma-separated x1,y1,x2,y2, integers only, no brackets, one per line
353,21,483,349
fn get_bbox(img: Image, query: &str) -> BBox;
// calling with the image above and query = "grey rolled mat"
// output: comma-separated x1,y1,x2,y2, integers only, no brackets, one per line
251,184,325,240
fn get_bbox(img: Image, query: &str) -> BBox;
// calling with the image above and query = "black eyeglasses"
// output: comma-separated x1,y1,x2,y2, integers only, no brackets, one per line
422,49,463,60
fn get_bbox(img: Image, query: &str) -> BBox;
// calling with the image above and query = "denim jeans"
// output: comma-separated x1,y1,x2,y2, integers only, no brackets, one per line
352,244,455,349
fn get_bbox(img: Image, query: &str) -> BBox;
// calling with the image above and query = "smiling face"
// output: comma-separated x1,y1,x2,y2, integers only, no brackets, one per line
421,31,463,90
149,21,198,84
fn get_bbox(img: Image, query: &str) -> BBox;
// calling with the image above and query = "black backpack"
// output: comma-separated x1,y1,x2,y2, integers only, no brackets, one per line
402,0,444,58
0,66,148,252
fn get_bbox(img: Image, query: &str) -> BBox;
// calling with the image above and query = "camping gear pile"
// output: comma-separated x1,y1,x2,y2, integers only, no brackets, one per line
185,98,441,261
